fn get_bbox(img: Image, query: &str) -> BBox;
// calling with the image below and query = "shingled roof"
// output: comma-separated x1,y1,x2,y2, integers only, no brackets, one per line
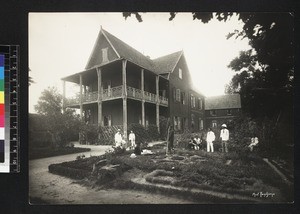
86,28,184,76
152,51,183,74
102,29,155,72
205,94,241,110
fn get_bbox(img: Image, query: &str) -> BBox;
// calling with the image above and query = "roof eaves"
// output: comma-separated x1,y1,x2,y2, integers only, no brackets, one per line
170,51,183,73
85,30,102,70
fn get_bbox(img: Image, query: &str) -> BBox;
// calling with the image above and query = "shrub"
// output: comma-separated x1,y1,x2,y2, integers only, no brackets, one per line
128,123,160,144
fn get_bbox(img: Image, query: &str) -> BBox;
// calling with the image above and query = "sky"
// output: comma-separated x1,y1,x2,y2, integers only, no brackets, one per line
29,12,251,113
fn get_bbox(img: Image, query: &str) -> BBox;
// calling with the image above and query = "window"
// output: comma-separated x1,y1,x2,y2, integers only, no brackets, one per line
191,114,195,130
101,47,109,63
227,109,232,115
85,109,92,124
198,98,203,110
181,92,185,105
176,89,181,102
191,94,196,108
178,116,181,130
199,118,204,130
210,110,216,116
179,68,182,79
212,120,217,128
173,88,176,101
182,117,187,130
174,116,182,131
103,115,111,126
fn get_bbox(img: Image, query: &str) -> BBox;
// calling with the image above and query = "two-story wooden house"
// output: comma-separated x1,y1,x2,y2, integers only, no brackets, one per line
205,94,241,129
61,27,205,138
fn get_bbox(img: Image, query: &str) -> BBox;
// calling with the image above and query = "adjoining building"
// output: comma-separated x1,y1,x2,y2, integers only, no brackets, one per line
61,27,205,138
205,94,241,129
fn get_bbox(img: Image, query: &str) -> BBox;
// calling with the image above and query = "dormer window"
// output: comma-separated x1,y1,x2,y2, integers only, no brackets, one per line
101,47,109,63
179,68,182,79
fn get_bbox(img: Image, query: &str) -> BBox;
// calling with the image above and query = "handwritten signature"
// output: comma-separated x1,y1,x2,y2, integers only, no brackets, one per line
252,192,275,198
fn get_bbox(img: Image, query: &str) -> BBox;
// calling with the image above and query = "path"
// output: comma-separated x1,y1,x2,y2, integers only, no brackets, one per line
29,143,194,204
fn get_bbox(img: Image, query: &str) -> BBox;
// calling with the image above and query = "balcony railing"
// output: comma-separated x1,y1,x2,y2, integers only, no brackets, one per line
65,85,168,106
103,85,122,100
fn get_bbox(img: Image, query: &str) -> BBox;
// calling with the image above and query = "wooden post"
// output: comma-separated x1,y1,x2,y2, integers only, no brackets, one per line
62,80,66,113
97,67,102,126
79,74,83,120
156,75,160,132
141,69,145,126
122,60,128,139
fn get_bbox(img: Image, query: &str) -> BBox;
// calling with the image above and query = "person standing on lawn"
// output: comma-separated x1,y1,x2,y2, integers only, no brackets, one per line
114,129,123,148
128,130,136,150
220,124,229,153
206,128,215,152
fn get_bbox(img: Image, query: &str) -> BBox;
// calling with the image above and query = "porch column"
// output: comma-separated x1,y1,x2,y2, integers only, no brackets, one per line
97,67,102,126
122,60,128,139
62,80,66,113
156,75,160,132
79,74,83,120
141,69,145,126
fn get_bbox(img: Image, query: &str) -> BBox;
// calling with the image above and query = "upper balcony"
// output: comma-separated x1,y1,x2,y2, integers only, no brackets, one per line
66,85,168,107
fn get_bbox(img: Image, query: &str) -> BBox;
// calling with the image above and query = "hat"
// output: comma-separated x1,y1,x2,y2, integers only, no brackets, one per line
221,124,227,128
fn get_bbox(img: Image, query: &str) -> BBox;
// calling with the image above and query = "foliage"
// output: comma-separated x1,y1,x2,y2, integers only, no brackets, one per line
34,87,81,148
79,123,99,145
128,123,160,144
224,13,294,149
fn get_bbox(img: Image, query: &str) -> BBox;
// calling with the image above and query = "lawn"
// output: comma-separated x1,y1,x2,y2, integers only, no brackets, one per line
48,143,293,203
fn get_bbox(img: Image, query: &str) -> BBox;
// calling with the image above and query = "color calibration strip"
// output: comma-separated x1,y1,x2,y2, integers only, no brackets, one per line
0,54,4,164
0,45,19,173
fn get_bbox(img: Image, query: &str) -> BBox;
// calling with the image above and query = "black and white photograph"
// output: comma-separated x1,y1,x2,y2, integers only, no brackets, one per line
28,12,294,204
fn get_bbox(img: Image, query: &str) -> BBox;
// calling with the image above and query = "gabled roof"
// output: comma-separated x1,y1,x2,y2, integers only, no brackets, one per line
205,94,241,110
85,27,184,75
102,29,155,72
152,51,183,74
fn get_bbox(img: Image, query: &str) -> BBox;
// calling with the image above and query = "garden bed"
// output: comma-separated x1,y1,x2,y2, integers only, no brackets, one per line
48,147,293,202
29,147,91,160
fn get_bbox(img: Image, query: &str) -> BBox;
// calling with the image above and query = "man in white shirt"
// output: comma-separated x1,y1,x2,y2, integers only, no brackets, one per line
128,130,136,149
206,128,215,152
220,124,229,153
114,129,123,148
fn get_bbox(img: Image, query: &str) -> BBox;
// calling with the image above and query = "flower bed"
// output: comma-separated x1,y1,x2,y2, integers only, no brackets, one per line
48,147,292,202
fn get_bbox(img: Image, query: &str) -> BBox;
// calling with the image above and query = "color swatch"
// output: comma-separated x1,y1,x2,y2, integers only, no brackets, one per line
0,54,4,162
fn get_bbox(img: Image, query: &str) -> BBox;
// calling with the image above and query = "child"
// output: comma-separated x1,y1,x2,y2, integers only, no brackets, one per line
188,137,198,150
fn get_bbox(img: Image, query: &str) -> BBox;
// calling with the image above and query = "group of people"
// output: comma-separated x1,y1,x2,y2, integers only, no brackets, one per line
188,124,230,153
114,129,141,154
114,123,230,154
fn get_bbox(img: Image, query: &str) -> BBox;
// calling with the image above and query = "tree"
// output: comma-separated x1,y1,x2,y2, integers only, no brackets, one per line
35,87,81,148
123,12,294,148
